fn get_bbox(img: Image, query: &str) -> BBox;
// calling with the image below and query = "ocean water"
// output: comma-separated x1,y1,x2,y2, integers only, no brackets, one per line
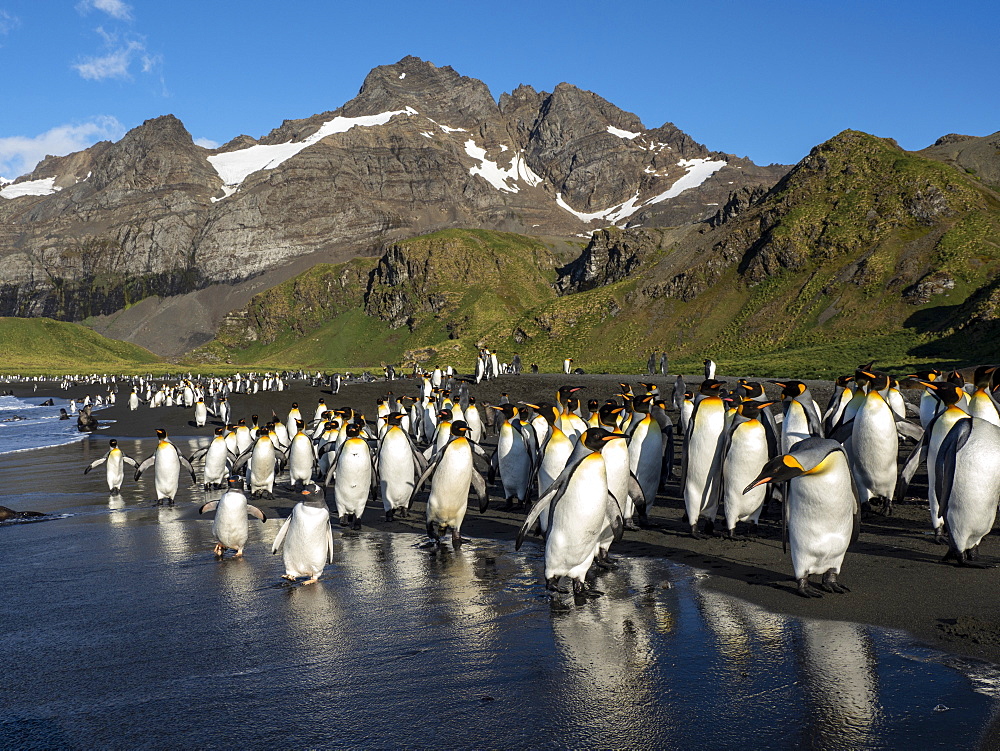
1,439,998,749
0,394,110,456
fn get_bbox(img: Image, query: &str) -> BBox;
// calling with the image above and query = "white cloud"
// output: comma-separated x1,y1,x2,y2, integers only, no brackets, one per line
73,26,148,81
0,10,20,36
0,116,125,179
77,0,133,21
194,137,219,150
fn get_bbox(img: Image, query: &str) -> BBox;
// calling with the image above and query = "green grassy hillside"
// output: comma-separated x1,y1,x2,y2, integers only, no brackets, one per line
0,317,162,374
187,132,1000,378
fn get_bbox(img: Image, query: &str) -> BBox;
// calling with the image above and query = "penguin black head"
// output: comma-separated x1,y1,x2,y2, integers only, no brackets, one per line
923,381,965,406
859,370,890,392
580,427,617,453
631,394,653,413
492,404,517,421
699,379,726,396
344,422,362,438
109,439,118,448
744,453,807,493
155,428,167,440
587,399,600,413
437,408,453,422
834,375,854,388
227,475,246,491
737,380,765,399
973,365,998,390
598,403,623,427
450,420,470,438
214,427,225,436
565,397,581,413
736,400,777,421
770,380,805,399
386,412,405,426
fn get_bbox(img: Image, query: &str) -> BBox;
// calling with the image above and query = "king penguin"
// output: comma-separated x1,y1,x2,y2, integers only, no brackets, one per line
84,439,138,494
134,429,197,505
330,422,376,530
720,401,777,538
682,380,727,537
745,437,859,598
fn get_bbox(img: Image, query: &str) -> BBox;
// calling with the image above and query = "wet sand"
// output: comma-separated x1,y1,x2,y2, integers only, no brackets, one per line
13,372,1000,666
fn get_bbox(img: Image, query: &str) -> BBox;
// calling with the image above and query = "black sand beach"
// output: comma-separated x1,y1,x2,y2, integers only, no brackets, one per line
14,371,1000,667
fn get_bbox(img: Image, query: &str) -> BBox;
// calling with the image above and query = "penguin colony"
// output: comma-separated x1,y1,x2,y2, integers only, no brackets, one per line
72,361,1000,597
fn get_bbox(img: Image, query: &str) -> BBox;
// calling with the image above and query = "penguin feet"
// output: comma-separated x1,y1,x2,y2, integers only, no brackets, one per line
451,530,465,549
690,524,704,540
933,528,947,546
397,507,409,519
821,571,850,594
623,519,641,531
874,495,892,516
338,515,350,527
796,578,824,598
702,519,716,537
352,519,362,531
213,543,224,558
546,576,569,594
385,509,396,522
594,551,618,570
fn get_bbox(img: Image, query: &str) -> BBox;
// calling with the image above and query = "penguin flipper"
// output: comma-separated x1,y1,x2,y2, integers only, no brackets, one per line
326,524,335,564
247,505,266,523
895,436,928,501
271,516,292,554
408,453,444,509
515,496,551,550
606,490,625,542
177,452,197,483
895,419,923,443
199,501,219,515
935,417,973,524
627,472,645,508
84,455,108,474
188,446,210,463
232,449,252,472
122,455,138,469
471,471,489,513
488,448,499,484
134,454,155,481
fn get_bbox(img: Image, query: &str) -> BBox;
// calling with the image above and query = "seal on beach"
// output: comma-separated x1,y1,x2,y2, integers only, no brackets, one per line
77,404,99,432
0,505,46,522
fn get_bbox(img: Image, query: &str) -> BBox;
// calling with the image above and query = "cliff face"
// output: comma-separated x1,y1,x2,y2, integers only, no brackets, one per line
0,56,786,352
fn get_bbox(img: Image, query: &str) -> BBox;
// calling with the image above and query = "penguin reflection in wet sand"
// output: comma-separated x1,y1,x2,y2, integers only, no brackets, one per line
84,439,138,494
516,428,624,597
272,483,334,584
745,438,859,598
199,476,267,558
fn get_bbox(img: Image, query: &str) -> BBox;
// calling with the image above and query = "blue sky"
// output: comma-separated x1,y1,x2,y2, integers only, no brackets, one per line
1,0,997,178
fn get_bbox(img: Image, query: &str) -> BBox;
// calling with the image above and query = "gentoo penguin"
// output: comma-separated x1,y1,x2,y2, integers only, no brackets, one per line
84,439,138,494
411,421,489,548
330,422,376,530
721,401,776,538
745,438,859,597
189,427,233,490
490,404,535,511
682,380,727,537
271,483,334,584
199,476,266,558
378,413,424,521
934,416,1000,567
515,428,624,596
134,429,197,505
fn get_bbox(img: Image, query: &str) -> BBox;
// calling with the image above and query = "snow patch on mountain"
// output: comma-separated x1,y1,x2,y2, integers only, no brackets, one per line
1,177,61,199
207,107,418,191
464,140,543,193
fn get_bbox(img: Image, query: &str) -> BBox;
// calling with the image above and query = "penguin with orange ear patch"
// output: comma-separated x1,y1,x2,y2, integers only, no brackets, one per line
745,438,859,598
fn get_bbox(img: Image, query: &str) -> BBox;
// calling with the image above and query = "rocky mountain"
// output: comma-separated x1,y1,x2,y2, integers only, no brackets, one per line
0,56,785,355
194,129,1000,377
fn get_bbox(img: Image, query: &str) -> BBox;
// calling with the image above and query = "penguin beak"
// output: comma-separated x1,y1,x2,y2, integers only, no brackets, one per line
744,455,805,494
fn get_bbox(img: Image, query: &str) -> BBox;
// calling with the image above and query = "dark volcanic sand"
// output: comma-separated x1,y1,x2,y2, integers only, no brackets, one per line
15,371,1000,667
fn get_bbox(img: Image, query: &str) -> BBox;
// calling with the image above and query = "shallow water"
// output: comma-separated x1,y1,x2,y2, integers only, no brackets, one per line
1,439,998,749
0,394,110,456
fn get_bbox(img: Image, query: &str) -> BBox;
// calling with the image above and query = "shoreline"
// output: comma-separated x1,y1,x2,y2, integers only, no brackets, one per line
8,371,1000,667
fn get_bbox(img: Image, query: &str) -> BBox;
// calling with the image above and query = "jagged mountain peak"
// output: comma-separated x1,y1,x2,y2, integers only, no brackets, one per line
340,55,499,128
